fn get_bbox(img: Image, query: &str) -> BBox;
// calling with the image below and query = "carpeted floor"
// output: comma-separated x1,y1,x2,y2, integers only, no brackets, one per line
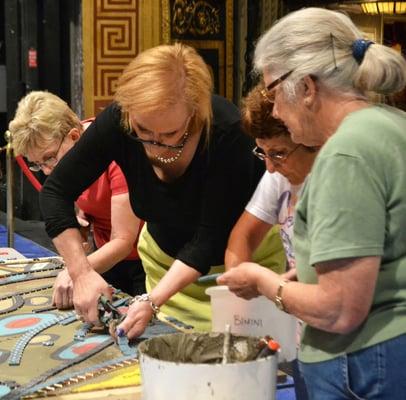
0,225,56,258
0,211,56,253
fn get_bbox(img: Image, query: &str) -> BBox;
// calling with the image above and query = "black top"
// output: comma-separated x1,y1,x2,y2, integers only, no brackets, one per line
40,95,264,274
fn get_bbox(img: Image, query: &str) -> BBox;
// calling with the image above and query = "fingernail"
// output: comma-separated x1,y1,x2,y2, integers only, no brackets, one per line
116,328,125,337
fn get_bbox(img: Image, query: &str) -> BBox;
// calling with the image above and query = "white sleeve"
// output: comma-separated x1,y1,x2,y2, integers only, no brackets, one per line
245,171,282,224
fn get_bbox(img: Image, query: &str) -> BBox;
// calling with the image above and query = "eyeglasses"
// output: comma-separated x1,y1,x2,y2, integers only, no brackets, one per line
133,136,187,150
252,144,301,164
132,116,191,151
260,70,293,103
27,138,65,172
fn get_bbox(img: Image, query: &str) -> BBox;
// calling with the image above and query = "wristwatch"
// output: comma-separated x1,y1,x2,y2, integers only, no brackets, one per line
274,279,290,313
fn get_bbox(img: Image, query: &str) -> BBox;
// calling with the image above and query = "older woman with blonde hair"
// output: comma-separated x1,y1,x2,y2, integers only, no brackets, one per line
39,43,280,337
9,91,145,301
219,7,406,399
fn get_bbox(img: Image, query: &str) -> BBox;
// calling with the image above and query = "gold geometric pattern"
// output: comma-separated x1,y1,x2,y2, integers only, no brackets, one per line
83,0,139,116
83,0,235,114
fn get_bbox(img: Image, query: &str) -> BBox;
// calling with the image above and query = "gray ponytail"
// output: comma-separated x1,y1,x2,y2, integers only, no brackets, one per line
254,7,406,97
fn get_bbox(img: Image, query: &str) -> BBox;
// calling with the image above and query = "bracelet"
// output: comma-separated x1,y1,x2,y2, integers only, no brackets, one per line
274,279,290,313
129,293,160,318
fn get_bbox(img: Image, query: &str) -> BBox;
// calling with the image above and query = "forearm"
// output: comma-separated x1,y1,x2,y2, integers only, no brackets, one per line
255,269,344,333
225,240,256,269
253,258,378,334
87,192,140,273
52,228,93,281
225,213,271,270
149,260,200,307
87,238,134,274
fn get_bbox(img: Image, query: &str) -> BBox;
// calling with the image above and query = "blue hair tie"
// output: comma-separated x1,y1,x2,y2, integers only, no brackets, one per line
352,39,374,65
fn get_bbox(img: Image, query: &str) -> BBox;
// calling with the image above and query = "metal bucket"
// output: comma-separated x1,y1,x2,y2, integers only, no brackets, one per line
138,332,277,400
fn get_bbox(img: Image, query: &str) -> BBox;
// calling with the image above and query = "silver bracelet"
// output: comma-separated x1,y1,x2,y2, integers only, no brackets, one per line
129,293,160,318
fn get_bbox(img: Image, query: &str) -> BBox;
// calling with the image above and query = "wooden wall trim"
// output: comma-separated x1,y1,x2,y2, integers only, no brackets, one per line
225,0,233,99
138,0,165,52
82,1,95,117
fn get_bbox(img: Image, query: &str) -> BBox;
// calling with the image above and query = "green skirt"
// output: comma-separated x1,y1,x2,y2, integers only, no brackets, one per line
138,224,286,332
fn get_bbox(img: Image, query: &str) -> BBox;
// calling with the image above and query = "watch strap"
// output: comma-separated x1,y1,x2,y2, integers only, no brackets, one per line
275,279,290,313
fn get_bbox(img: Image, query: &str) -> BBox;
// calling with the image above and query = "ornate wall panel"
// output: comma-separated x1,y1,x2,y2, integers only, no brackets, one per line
161,0,234,100
82,0,236,114
83,0,139,117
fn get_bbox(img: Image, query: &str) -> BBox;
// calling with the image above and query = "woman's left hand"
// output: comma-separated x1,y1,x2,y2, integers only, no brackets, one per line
217,262,261,300
115,300,154,339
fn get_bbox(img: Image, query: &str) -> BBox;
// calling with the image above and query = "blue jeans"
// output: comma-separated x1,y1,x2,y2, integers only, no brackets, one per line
299,334,406,400
291,358,309,400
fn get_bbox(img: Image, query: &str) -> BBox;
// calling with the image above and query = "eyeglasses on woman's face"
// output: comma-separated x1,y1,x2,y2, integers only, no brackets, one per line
131,115,192,151
252,144,301,164
27,138,65,172
260,70,293,104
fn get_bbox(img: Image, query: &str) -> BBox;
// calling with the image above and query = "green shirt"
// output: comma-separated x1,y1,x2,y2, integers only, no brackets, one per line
294,105,406,363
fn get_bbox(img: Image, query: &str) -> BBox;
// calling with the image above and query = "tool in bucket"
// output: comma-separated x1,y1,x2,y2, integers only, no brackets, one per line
222,324,231,364
256,336,280,359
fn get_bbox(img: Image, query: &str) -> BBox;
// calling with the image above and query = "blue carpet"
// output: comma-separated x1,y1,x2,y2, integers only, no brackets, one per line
277,376,296,399
0,225,56,258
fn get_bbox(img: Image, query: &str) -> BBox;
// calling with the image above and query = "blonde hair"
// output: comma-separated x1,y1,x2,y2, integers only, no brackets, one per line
115,43,213,139
254,7,406,100
9,91,81,156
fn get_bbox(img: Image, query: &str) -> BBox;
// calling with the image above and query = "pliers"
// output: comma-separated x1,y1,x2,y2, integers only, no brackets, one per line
97,295,126,327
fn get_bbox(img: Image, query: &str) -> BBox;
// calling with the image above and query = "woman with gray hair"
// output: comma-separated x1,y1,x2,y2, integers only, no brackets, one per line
219,7,406,399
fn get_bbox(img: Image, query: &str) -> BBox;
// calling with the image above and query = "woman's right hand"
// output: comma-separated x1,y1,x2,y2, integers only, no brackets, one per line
115,300,154,339
217,262,262,300
114,260,200,339
72,269,111,325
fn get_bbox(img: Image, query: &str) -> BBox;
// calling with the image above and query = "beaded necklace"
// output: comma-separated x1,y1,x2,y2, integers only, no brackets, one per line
155,131,190,164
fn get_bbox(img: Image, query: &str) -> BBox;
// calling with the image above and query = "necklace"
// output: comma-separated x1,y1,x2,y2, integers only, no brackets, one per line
155,131,189,164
